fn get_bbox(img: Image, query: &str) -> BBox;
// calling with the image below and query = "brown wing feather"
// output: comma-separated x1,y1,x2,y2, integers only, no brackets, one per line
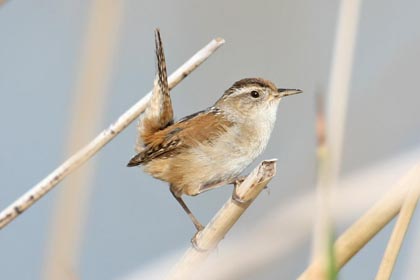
136,29,173,152
127,108,233,166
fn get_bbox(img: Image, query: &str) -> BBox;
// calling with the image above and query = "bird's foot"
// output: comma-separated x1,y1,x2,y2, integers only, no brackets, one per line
231,182,252,205
191,230,208,252
231,176,246,187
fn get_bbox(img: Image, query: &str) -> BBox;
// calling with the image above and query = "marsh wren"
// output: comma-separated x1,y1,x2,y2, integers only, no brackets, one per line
128,29,302,231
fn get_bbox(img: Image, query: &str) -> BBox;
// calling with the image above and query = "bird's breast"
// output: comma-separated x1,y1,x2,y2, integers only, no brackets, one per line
190,119,274,179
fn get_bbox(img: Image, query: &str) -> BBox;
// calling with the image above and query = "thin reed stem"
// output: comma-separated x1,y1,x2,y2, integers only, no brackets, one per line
0,37,225,230
312,1,362,277
375,170,420,280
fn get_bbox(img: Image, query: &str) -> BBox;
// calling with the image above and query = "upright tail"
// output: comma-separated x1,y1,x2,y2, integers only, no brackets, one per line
135,28,174,152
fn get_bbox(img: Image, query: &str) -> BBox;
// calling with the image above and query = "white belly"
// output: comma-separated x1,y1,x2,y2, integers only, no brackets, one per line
189,119,274,186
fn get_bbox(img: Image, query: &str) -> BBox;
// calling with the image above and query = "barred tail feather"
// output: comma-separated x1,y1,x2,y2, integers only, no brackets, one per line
136,28,174,152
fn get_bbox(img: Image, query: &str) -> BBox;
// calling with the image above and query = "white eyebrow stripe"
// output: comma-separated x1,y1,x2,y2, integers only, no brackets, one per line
224,86,262,98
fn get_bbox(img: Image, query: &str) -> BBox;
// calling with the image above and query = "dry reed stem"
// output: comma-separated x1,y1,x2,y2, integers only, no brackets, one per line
0,37,225,230
312,93,331,260
43,1,122,279
299,164,420,280
325,0,361,181
312,1,362,274
403,216,420,278
167,160,277,280
375,169,420,280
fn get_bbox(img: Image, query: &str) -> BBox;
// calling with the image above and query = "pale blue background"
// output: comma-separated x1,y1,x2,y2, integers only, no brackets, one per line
1,0,420,279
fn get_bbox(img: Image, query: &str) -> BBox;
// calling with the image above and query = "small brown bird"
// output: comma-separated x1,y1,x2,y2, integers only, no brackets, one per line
128,29,302,231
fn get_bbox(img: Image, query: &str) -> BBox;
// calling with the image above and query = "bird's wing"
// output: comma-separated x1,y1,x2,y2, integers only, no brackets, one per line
136,29,174,152
127,108,234,166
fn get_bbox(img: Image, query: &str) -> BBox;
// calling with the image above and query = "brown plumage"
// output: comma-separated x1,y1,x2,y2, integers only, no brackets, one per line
129,107,234,196
129,108,232,165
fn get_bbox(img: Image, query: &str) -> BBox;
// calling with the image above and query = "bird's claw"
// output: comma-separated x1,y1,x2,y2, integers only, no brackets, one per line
232,183,252,205
191,230,208,252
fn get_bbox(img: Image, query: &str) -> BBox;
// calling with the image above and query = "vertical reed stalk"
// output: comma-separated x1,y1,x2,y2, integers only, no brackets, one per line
43,1,123,279
312,1,362,278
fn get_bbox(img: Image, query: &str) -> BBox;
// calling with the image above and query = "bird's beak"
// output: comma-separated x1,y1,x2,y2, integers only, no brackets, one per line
276,88,303,98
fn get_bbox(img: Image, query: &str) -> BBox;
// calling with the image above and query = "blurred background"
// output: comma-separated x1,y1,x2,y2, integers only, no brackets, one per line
1,0,420,279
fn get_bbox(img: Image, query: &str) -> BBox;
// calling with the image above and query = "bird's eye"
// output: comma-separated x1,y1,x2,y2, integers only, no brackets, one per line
250,91,260,98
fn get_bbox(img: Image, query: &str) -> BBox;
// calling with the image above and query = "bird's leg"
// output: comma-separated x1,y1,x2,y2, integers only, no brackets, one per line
170,191,208,251
170,190,204,232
